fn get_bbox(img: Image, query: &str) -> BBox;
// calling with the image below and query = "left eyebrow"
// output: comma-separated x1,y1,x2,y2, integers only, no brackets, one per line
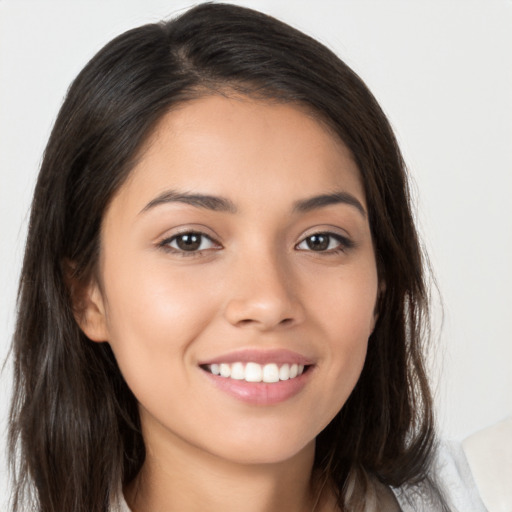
293,192,367,218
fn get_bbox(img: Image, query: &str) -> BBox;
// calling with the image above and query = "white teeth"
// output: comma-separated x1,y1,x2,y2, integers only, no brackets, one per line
245,362,263,382
219,363,231,378
230,362,245,380
205,361,308,383
262,363,279,383
279,363,290,381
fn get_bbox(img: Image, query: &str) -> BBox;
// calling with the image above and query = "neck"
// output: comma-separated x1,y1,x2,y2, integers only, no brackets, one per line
124,414,329,512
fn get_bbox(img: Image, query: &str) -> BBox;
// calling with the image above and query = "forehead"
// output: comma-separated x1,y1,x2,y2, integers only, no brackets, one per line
113,94,365,215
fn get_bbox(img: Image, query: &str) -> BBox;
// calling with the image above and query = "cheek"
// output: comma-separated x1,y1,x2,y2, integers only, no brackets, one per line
304,263,377,415
104,252,217,332
100,260,224,437
100,256,220,385
308,258,378,343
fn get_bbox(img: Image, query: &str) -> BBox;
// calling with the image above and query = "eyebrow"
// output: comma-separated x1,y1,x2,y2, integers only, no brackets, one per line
140,190,238,214
139,189,366,217
292,192,366,217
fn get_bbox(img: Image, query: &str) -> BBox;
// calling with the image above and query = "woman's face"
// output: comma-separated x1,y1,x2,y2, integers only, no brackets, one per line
83,95,379,465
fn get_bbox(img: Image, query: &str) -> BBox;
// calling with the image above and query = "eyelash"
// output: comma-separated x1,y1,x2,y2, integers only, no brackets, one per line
296,232,354,254
158,230,220,257
158,230,354,258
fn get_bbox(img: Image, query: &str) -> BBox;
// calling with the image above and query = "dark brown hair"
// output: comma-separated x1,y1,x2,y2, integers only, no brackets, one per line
9,3,441,511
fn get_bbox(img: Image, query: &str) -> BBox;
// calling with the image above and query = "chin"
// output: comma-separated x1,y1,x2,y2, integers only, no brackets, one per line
198,424,317,466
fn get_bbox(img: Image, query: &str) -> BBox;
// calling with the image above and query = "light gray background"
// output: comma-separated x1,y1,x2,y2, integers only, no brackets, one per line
1,0,511,506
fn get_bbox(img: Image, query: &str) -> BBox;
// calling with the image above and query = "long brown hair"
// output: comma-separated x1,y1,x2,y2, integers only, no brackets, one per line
9,3,441,511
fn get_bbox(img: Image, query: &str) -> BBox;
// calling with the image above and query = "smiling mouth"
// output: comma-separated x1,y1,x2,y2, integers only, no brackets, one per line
201,362,310,383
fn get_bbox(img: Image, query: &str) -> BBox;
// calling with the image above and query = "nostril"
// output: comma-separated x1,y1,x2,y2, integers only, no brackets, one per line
236,317,294,328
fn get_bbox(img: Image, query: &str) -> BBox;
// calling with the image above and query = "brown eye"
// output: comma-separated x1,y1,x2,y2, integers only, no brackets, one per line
161,232,218,253
175,233,202,251
305,234,330,251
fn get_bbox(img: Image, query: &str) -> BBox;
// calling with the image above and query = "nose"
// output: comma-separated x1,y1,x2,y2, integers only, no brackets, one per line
223,249,305,331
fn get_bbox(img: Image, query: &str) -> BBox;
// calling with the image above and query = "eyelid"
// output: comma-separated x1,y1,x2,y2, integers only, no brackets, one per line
156,224,221,243
299,224,352,241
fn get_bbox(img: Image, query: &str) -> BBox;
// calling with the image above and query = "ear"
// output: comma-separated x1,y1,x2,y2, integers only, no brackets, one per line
65,262,109,342
76,279,109,342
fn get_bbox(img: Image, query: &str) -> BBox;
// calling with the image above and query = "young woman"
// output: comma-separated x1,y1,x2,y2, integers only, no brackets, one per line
7,3,486,512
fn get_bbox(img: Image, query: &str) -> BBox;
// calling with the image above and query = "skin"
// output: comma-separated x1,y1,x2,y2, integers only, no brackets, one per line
79,95,380,512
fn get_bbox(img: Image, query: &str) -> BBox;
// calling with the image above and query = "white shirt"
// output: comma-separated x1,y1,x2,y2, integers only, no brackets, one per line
392,441,487,511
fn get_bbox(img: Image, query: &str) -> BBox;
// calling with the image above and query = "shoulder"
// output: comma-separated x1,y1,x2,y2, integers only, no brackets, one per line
391,440,488,512
463,417,512,512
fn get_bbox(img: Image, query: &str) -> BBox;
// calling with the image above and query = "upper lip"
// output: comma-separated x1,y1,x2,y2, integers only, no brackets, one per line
198,348,315,366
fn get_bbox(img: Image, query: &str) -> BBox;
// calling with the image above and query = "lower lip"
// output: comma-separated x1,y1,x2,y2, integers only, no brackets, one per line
201,367,312,405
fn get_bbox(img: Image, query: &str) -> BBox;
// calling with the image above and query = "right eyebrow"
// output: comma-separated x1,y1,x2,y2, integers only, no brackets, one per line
293,192,367,218
139,189,238,215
